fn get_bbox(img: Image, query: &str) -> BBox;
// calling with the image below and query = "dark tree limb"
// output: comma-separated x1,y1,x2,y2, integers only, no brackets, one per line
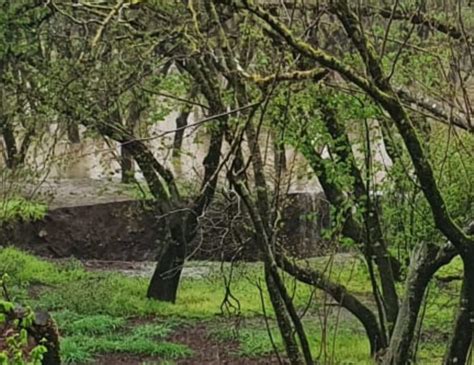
0,118,20,169
299,133,399,328
443,279,472,365
278,254,387,355
444,223,474,364
370,6,465,40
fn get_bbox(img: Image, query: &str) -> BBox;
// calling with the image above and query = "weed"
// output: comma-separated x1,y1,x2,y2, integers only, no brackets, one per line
210,320,372,363
55,312,126,336
61,338,94,365
130,323,173,339
0,197,47,223
61,329,191,363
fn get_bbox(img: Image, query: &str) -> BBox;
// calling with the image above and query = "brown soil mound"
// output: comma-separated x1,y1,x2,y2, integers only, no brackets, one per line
2,193,330,262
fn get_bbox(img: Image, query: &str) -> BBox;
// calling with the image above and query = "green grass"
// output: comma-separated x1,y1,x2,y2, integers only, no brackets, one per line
210,319,372,363
0,247,463,364
1,247,371,319
52,311,190,363
61,334,191,364
129,323,174,339
53,312,126,336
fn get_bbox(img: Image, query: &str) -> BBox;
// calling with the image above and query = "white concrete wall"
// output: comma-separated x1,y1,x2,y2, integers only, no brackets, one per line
0,110,393,194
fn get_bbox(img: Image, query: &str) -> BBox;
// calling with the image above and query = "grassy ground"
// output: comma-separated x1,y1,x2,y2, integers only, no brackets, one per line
0,247,462,364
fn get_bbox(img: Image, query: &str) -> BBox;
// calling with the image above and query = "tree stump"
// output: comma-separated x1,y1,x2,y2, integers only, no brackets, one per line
2,306,61,365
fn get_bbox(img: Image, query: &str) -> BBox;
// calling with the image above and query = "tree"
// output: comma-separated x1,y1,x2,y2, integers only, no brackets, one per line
212,0,473,363
0,2,52,171
42,1,249,303
2,1,472,363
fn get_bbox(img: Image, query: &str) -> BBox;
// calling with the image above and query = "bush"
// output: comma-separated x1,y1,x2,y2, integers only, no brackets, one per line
0,275,48,365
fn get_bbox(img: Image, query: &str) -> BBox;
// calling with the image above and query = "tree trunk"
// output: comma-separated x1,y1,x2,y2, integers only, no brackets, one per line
145,114,223,301
146,236,186,302
121,145,135,184
444,225,474,364
172,109,190,158
7,308,61,365
385,241,457,364
29,311,61,365
384,244,437,364
444,262,474,364
121,139,185,302
268,261,314,364
265,264,305,365
67,123,81,144
280,255,386,355
1,118,19,169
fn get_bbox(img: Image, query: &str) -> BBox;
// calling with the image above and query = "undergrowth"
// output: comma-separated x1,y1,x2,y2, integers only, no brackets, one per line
0,197,47,223
59,318,190,364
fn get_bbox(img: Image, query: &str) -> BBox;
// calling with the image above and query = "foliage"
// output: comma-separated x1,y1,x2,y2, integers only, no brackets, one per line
380,127,474,264
0,275,47,365
0,198,47,223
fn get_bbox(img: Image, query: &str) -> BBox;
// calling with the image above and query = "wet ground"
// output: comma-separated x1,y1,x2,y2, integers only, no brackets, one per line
66,253,356,280
79,259,214,279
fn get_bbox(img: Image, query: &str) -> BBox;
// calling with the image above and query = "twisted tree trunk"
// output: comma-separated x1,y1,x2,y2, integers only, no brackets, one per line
385,243,456,365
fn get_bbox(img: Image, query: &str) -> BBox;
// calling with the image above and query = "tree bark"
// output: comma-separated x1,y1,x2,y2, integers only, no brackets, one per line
1,118,19,169
121,145,135,184
6,308,61,365
172,109,190,158
29,311,61,365
120,138,186,302
384,242,456,364
265,264,305,365
146,214,189,302
279,255,386,355
444,278,473,365
67,123,81,144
